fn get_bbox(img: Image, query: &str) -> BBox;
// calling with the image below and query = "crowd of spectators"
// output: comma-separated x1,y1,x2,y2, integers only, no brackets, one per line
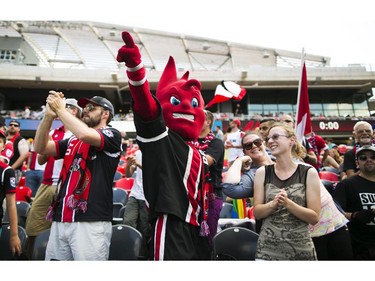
2,107,375,123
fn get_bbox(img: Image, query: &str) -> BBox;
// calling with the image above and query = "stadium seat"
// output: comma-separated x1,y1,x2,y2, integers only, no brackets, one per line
321,166,340,175
113,171,123,182
321,179,336,195
17,176,26,187
235,220,256,232
16,186,33,203
219,202,234,218
247,206,255,220
31,228,50,260
0,225,28,260
2,201,31,228
119,205,126,220
109,224,143,260
319,171,339,182
113,187,128,206
114,177,134,193
212,226,259,260
113,202,125,221
116,165,126,176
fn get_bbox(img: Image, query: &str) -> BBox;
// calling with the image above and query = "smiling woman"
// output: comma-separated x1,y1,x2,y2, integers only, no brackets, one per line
253,123,321,260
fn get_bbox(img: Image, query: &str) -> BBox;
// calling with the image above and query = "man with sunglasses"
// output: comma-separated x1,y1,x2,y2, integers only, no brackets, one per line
33,92,122,260
333,145,375,260
6,119,29,185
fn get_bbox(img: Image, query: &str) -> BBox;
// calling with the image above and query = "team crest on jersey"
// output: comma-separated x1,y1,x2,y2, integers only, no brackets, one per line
10,177,16,187
5,149,12,157
102,129,113,138
70,158,82,172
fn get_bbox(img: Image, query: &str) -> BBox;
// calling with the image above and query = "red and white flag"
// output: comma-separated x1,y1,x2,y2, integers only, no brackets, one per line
295,62,312,142
205,81,246,108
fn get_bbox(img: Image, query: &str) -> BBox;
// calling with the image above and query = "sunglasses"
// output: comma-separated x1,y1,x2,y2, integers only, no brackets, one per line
84,103,96,112
243,138,263,150
357,154,375,161
9,123,20,127
266,133,290,143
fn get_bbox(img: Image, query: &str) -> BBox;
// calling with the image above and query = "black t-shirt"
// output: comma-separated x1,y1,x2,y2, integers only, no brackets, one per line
342,148,357,173
333,175,375,251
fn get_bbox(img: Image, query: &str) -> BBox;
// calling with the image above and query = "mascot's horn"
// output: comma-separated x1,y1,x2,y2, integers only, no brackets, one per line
157,56,177,93
180,71,190,80
156,56,201,95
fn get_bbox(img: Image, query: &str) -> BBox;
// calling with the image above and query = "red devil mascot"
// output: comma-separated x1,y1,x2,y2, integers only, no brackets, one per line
117,32,211,260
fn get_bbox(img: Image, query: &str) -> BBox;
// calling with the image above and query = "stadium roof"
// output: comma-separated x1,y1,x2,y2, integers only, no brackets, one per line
0,20,374,108
0,20,329,71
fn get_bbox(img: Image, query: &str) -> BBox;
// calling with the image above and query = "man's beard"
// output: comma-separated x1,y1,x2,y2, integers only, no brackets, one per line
83,115,101,128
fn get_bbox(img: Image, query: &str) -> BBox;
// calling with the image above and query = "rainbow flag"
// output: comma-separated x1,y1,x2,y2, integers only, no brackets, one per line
232,198,247,219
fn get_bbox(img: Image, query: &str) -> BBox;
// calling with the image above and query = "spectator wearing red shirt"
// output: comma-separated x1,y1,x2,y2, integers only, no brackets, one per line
305,132,329,171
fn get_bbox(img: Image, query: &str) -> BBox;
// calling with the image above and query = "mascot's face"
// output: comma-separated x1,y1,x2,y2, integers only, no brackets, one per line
157,57,205,140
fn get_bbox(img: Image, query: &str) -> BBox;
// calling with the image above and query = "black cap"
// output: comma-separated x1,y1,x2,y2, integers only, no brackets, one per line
78,96,114,117
8,119,21,127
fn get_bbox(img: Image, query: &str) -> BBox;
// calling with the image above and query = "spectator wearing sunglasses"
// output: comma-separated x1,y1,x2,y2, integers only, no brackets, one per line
333,145,375,260
222,131,274,200
253,123,321,260
6,119,29,185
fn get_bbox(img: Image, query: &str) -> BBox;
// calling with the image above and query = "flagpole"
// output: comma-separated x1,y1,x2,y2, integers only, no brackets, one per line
295,48,305,130
295,48,305,141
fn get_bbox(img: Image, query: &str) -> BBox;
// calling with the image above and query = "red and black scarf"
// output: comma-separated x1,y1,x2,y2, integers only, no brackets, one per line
46,139,92,221
194,131,215,151
189,131,216,237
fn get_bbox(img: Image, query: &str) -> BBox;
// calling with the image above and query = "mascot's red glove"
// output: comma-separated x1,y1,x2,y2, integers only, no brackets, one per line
117,32,158,120
116,32,141,68
117,31,206,140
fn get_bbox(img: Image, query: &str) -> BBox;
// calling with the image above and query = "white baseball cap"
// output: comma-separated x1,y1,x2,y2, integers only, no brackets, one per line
66,98,82,115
